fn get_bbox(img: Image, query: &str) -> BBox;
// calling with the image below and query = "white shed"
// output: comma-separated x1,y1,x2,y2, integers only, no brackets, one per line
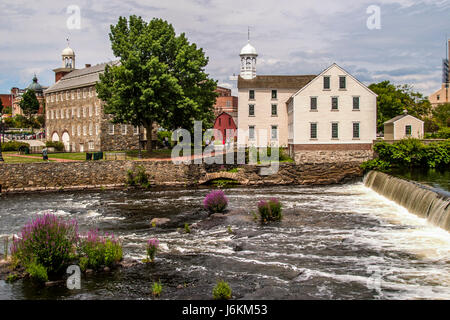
384,114,424,140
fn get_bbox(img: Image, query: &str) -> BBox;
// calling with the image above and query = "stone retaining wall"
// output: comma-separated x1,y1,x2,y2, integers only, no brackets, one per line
0,160,364,193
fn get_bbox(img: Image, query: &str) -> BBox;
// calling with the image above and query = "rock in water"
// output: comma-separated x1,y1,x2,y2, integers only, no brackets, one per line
150,218,171,227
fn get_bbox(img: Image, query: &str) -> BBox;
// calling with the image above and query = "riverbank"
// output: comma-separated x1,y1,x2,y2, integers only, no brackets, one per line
0,161,364,194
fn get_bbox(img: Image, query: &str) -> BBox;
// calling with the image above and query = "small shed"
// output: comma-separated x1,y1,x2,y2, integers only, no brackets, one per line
384,113,424,140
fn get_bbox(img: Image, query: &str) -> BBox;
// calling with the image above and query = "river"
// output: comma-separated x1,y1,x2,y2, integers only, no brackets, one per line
0,183,449,300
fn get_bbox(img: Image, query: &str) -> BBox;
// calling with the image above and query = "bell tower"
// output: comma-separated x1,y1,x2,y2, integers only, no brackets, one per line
53,39,76,83
239,28,258,80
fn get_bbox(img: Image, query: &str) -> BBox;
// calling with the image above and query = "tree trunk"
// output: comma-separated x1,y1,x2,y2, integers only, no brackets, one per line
145,124,153,153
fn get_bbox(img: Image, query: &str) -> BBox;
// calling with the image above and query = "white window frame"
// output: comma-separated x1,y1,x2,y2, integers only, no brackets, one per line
109,124,115,135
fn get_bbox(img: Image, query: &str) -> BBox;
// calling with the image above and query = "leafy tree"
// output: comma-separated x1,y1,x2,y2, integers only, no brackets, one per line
369,81,432,132
96,16,217,151
0,98,3,114
432,103,450,128
19,89,40,121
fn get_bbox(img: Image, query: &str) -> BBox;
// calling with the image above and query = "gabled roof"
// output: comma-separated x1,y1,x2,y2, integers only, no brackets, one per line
44,61,119,94
384,114,424,124
290,63,378,98
238,75,316,89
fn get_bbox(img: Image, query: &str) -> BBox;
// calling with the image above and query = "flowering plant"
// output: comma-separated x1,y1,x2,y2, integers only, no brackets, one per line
257,198,282,223
10,213,78,273
146,238,159,262
203,190,228,213
78,229,122,269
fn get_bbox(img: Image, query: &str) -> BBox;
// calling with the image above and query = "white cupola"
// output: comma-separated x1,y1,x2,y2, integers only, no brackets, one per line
61,41,75,69
239,41,257,79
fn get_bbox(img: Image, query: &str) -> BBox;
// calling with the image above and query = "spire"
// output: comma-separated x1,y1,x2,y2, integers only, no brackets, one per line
248,26,250,43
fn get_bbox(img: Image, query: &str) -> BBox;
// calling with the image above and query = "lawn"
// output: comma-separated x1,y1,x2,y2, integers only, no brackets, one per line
1,152,54,163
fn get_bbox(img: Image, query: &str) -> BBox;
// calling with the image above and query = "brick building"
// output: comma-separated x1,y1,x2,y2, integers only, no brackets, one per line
214,86,238,117
44,45,153,152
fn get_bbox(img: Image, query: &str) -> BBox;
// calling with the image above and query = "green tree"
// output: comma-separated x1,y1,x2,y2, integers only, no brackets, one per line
432,103,450,128
369,81,432,132
96,16,217,152
19,89,40,122
0,98,3,114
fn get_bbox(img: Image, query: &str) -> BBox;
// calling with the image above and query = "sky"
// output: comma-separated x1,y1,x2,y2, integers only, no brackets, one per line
0,0,449,97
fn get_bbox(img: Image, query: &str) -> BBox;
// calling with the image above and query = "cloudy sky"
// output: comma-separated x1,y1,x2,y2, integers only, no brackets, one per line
0,0,449,96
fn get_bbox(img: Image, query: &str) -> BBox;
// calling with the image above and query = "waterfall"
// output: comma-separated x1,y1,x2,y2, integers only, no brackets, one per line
364,171,450,231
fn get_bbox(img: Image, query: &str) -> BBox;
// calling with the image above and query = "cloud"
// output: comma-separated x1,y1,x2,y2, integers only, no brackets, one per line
0,0,448,97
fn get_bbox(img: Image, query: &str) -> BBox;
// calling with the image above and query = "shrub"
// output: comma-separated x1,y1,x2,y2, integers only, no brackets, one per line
10,213,78,273
126,166,150,188
79,256,89,272
152,281,162,297
184,223,191,234
360,159,391,172
213,280,232,300
257,198,282,223
1,141,30,152
26,262,48,283
45,141,64,152
203,190,228,213
78,230,122,270
146,238,159,263
372,138,449,170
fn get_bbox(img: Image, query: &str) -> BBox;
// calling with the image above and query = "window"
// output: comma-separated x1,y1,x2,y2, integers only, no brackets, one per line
51,110,54,119
71,91,74,100
46,110,49,120
134,126,139,135
83,89,86,98
109,124,114,135
77,107,80,118
121,124,127,135
310,97,317,110
323,76,330,90
405,125,412,136
226,101,231,107
271,90,277,99
249,90,255,100
72,125,75,136
60,109,64,119
83,125,87,136
437,95,440,101
332,123,339,139
95,124,99,136
77,125,81,136
88,141,94,150
353,96,360,110
271,104,277,116
310,123,317,139
77,90,80,99
271,125,278,140
83,107,86,118
89,123,93,136
66,91,69,100
249,126,255,140
66,109,69,118
72,107,75,118
331,97,338,110
56,94,59,102
95,104,100,116
339,76,346,89
56,109,59,119
249,104,255,116
89,106,93,117
353,122,360,139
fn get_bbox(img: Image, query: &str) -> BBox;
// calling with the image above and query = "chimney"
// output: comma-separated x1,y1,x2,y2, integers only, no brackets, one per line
85,64,91,68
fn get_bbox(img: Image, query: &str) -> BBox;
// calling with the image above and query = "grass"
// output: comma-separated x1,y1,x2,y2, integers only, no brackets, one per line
29,153,87,161
2,152,53,163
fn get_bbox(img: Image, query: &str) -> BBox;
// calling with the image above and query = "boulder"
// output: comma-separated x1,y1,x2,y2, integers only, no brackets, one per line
150,218,171,227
